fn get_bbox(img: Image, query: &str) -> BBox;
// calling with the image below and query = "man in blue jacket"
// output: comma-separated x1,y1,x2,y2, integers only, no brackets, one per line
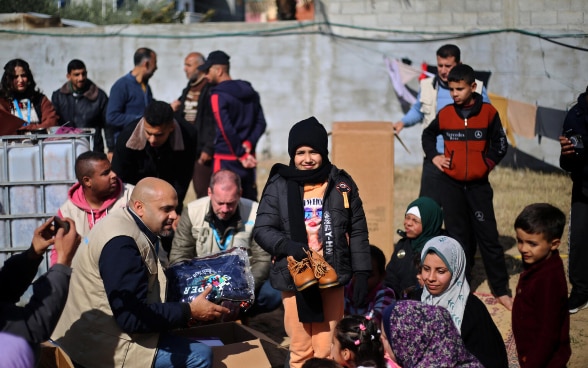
198,50,267,201
106,47,157,157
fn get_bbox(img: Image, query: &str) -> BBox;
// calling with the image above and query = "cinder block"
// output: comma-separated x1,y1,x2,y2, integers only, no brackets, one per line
328,2,342,14
557,11,584,24
531,10,557,25
340,1,367,15
545,0,571,11
518,0,544,12
352,14,379,28
477,11,503,26
441,0,467,12
328,14,354,25
425,12,453,26
571,0,588,11
398,12,426,25
413,0,441,12
451,12,479,27
518,11,532,26
376,13,403,27
466,1,491,12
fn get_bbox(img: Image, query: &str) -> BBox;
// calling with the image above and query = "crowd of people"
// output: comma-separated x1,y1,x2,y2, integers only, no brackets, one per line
0,43,584,368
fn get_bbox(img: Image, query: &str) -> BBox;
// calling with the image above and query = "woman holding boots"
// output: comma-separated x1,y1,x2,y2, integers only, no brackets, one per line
253,116,371,368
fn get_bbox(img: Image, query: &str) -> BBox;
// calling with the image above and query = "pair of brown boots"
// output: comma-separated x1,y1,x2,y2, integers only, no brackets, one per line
287,249,339,291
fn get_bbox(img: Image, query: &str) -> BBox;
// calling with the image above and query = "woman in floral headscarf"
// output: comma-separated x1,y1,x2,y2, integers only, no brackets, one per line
380,300,482,368
420,236,508,368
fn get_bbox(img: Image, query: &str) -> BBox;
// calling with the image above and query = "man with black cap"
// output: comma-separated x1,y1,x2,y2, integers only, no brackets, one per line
253,117,371,368
198,50,267,201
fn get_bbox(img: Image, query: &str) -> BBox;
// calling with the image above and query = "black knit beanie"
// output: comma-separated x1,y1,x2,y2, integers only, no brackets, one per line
287,116,329,160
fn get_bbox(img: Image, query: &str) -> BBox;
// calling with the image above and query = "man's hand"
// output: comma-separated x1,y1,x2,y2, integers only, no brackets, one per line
393,121,405,133
30,217,57,258
197,151,212,166
496,294,513,311
54,218,81,267
170,100,181,112
239,154,257,169
189,285,230,321
432,154,451,172
560,136,575,156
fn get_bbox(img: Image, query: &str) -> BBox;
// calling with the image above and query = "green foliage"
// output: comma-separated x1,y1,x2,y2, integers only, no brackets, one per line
132,1,184,24
0,0,184,26
57,0,142,25
0,0,57,14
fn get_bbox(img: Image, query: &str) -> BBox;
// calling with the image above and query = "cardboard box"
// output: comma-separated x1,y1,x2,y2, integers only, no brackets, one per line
331,122,395,261
173,322,283,368
39,341,75,368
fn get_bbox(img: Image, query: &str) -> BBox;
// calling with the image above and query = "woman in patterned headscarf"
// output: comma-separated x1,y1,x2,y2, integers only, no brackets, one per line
380,300,482,368
420,236,508,368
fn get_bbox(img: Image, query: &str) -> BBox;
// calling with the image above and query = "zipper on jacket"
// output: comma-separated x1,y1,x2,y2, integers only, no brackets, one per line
464,118,468,181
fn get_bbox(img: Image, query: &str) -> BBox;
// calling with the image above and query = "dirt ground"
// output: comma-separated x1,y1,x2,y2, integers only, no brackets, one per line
184,161,588,367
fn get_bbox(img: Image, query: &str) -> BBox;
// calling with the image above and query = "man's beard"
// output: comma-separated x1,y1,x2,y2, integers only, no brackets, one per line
159,229,174,238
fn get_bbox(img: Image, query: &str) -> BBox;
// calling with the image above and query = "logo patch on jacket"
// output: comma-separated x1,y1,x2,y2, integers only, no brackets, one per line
336,182,351,208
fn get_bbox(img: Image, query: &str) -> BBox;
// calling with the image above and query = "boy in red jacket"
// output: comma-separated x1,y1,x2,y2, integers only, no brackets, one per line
512,203,571,367
422,64,512,309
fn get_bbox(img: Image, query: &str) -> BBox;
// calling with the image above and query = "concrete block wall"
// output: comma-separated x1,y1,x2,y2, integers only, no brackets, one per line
325,0,587,31
0,1,586,164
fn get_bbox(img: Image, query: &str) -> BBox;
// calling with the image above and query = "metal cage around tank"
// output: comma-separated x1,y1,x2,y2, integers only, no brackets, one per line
0,131,93,278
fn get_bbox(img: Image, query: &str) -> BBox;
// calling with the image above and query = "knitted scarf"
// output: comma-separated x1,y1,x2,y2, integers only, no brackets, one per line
269,160,333,322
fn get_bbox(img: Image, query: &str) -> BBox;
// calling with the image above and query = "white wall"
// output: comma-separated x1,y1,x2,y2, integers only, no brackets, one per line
2,1,587,165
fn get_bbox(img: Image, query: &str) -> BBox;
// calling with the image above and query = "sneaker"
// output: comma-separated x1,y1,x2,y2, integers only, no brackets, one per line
305,249,339,289
287,256,317,291
569,293,588,314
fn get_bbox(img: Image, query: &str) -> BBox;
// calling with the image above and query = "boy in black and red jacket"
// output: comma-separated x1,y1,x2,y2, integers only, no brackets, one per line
422,64,512,310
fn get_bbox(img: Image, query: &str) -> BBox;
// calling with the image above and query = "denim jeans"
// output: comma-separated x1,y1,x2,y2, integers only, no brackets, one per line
154,333,213,368
255,280,283,312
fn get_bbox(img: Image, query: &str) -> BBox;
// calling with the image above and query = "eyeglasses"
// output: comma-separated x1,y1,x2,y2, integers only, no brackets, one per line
304,207,322,220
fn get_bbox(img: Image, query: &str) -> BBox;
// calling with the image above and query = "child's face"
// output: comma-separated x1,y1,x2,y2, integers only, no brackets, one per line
515,228,560,265
330,335,351,367
403,213,423,239
294,145,322,170
421,252,452,296
448,80,476,106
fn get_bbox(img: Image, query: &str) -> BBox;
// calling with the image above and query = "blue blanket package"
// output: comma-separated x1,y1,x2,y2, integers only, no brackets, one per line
165,247,255,322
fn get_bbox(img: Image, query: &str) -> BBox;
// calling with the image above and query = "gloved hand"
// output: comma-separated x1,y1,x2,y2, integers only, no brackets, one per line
353,272,370,308
284,240,310,261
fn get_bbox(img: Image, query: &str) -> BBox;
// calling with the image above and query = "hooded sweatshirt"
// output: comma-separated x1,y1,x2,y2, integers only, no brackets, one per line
210,80,267,161
51,177,133,265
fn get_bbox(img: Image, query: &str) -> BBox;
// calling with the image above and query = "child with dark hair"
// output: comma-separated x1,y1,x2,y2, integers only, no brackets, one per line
422,63,512,310
302,358,343,368
512,203,571,367
331,315,385,368
345,245,395,325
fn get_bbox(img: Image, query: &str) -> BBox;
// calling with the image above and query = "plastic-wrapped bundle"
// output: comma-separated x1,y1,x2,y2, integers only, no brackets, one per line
165,247,255,322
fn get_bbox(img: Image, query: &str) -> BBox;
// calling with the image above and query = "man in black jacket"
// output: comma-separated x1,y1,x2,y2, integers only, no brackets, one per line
111,100,197,252
0,217,80,360
52,59,111,153
560,85,588,314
